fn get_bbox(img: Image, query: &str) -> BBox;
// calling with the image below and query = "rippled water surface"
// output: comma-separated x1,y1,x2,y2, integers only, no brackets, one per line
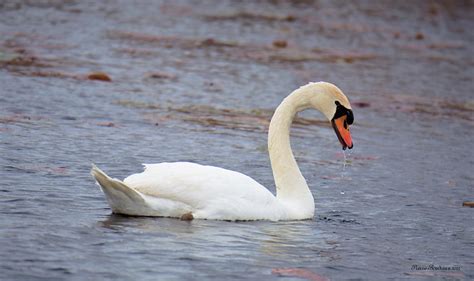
1,1,473,280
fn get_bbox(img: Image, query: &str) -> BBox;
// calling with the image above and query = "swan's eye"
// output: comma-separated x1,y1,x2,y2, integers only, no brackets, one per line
333,102,354,125
346,109,354,125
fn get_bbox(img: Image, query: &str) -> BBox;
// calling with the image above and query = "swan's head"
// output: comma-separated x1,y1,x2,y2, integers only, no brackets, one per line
306,82,354,150
331,100,354,150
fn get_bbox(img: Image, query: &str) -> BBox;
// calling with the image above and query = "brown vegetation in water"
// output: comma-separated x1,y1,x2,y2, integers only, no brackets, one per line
87,72,112,82
106,31,239,49
114,100,328,135
272,268,330,281
203,11,295,22
352,94,474,123
0,47,57,68
0,114,49,125
146,71,177,80
462,202,474,208
107,29,376,64
0,38,114,82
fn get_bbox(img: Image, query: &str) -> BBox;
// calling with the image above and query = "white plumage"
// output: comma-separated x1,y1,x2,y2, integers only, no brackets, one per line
92,82,353,221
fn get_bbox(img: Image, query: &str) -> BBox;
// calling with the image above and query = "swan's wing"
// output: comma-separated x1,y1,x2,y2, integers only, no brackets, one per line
123,162,285,220
92,164,191,217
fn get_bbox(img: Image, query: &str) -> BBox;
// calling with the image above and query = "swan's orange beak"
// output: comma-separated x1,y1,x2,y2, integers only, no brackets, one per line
332,115,353,150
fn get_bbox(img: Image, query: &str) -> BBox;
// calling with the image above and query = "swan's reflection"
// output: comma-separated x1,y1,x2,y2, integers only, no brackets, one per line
98,214,197,235
98,215,337,263
258,220,338,261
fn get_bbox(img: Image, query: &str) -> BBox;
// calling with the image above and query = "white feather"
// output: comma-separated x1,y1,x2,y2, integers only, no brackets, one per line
91,82,352,221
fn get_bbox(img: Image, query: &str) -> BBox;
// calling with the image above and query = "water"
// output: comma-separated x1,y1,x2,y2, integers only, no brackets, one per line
1,1,473,280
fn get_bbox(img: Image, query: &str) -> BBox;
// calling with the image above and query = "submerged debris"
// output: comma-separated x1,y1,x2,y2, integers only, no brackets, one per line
114,48,158,57
272,268,330,281
272,40,288,48
0,37,111,81
462,201,474,208
0,114,49,125
352,101,371,108
97,122,116,127
106,31,239,49
87,72,112,82
0,49,56,68
146,71,177,80
203,11,295,22
10,70,78,79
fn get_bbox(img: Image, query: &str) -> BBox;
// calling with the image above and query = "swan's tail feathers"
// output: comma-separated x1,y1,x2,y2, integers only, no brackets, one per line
91,164,147,215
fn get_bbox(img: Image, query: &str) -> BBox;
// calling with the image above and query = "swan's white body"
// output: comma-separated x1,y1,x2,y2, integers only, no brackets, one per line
92,82,352,221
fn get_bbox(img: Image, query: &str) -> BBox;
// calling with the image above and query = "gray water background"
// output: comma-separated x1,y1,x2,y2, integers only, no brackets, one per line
1,1,473,280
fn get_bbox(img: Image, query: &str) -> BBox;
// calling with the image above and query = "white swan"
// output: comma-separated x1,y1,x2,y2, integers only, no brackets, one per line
91,82,354,221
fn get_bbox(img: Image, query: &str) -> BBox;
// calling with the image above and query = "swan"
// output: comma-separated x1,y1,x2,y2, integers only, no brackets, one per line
91,82,354,221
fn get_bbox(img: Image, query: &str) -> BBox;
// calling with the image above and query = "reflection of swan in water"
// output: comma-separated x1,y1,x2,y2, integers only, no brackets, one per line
98,215,338,277
258,221,339,261
99,214,152,230
98,214,196,234
92,82,354,221
257,221,338,281
258,221,313,256
98,215,326,254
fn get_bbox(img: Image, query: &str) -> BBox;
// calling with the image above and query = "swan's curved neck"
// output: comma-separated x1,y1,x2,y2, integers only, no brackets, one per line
268,86,318,217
